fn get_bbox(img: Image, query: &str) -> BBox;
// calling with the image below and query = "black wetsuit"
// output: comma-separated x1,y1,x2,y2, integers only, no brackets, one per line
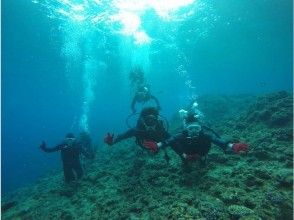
131,93,160,113
113,119,170,149
42,141,92,183
162,127,229,160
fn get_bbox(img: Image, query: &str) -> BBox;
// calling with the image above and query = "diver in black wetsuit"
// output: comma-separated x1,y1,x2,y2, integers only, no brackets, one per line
40,133,94,183
143,112,249,164
104,107,169,153
128,67,161,113
131,86,161,113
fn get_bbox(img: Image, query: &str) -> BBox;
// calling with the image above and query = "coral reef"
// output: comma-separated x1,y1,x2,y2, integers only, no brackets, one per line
2,91,293,220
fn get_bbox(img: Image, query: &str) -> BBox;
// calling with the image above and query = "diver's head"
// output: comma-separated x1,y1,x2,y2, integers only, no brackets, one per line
129,67,145,84
137,86,149,97
140,107,159,129
65,133,76,145
140,107,159,118
182,111,201,138
179,109,188,119
185,111,198,124
144,114,158,127
183,122,202,139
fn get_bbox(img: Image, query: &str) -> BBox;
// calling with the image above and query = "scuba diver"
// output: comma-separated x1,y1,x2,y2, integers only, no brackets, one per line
128,67,161,113
179,100,204,128
40,133,94,183
129,66,145,88
131,85,161,113
143,111,248,165
104,107,169,153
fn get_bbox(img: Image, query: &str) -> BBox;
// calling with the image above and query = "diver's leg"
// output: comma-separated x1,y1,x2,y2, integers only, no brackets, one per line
199,155,207,167
63,162,75,183
73,160,84,179
181,159,192,173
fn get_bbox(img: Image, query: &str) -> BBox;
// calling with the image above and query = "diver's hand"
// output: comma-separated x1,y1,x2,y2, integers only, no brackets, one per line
104,133,114,146
40,141,46,151
143,141,158,153
231,143,248,153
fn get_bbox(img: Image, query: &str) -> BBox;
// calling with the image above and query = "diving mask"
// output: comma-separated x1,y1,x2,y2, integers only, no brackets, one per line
186,123,202,138
144,114,157,127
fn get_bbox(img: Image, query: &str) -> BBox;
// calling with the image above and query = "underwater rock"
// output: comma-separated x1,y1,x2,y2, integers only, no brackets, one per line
265,191,285,205
1,201,17,212
234,122,247,130
198,201,226,220
228,205,254,218
258,109,272,121
272,128,293,141
269,111,292,127
245,174,263,187
15,206,32,219
244,198,257,209
243,91,292,128
276,170,293,188
239,215,262,220
85,173,99,184
220,191,239,204
253,169,271,180
60,210,73,220
59,188,75,197
180,194,195,206
252,150,271,160
209,153,228,164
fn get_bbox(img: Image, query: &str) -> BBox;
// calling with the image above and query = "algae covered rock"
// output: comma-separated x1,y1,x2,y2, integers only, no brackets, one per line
270,111,292,127
276,169,293,188
60,210,73,220
243,91,292,128
198,201,227,220
253,168,271,180
228,205,254,218
265,191,285,205
1,201,17,213
220,190,239,203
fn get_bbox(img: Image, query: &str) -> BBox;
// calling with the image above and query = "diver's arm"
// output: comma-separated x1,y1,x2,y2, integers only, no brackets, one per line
203,127,249,153
158,134,185,158
40,141,62,153
142,133,184,155
157,133,183,149
204,131,229,151
113,128,137,144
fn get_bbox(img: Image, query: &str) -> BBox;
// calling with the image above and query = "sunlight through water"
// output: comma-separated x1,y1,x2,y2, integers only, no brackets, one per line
33,0,212,131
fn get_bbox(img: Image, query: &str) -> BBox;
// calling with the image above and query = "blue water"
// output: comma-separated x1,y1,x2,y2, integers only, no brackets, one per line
2,0,292,194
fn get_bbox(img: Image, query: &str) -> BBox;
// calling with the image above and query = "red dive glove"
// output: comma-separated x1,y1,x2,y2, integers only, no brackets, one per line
143,141,158,153
104,133,114,146
232,143,248,153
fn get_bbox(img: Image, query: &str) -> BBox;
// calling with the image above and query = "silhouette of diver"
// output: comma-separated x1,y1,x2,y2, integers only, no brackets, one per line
40,133,94,183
